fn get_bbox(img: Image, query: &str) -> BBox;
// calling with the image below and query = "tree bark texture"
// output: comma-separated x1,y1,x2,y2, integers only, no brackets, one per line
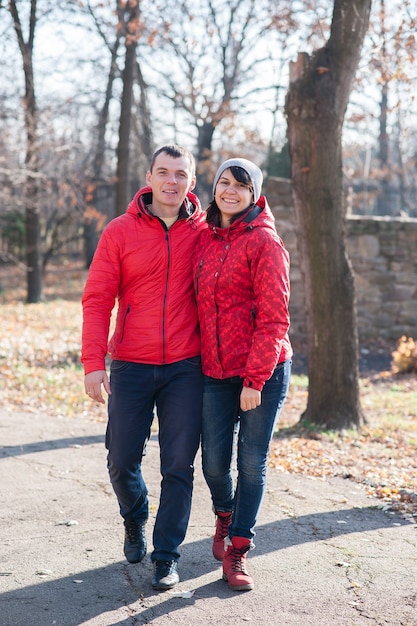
285,0,372,429
136,60,154,163
10,0,43,302
115,1,139,217
84,35,120,268
195,122,216,203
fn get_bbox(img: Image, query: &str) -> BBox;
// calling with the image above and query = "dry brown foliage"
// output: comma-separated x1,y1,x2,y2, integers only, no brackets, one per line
0,262,416,521
391,335,417,374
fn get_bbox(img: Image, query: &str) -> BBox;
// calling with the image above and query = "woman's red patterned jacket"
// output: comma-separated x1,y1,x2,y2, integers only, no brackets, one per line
193,196,292,391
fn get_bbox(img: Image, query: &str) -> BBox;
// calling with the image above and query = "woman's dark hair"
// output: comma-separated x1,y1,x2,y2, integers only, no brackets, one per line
206,166,254,226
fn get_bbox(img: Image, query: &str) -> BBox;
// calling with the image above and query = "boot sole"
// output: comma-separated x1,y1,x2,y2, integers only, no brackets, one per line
124,551,146,564
151,580,179,591
152,574,180,590
222,573,254,591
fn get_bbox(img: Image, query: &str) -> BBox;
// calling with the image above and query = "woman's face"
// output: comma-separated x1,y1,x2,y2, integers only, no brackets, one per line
214,168,253,226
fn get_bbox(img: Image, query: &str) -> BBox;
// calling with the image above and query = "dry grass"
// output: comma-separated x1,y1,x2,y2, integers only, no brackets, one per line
1,261,416,519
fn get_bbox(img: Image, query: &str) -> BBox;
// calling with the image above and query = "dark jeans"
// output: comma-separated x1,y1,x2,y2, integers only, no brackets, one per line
201,360,291,542
106,357,203,562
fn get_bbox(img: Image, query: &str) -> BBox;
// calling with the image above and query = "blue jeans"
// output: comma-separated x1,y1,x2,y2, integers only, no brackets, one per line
106,357,203,562
201,360,291,542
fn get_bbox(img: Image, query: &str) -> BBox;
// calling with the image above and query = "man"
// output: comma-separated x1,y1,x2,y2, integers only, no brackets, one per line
81,145,206,590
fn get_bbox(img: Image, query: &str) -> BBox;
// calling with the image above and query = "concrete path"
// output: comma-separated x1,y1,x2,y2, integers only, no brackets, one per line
0,409,416,626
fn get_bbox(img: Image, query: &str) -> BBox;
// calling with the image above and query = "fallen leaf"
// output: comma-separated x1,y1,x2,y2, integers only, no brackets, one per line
167,590,195,598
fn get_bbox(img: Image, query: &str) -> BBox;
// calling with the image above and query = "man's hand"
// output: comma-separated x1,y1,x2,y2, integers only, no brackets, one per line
84,370,111,404
240,386,261,412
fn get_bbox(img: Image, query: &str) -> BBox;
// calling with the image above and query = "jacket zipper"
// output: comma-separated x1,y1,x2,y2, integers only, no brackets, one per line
195,259,204,296
162,230,170,363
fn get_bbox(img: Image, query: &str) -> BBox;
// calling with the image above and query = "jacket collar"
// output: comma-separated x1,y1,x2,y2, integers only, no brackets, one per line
211,199,266,238
128,186,201,219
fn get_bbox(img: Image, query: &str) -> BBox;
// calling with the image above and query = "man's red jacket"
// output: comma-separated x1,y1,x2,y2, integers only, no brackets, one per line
81,187,206,374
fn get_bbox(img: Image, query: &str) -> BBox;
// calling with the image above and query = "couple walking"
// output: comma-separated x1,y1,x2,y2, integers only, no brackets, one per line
81,145,292,592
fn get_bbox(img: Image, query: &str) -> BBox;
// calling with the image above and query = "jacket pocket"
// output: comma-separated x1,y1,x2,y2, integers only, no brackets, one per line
119,304,131,343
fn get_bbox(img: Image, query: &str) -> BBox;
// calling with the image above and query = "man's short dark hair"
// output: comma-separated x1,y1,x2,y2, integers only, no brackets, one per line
150,144,196,178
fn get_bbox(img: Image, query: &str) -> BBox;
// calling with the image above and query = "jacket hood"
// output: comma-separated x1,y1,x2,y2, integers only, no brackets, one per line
127,185,202,219
210,195,276,239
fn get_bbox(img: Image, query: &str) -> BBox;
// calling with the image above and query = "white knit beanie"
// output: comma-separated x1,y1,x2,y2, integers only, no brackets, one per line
212,158,263,203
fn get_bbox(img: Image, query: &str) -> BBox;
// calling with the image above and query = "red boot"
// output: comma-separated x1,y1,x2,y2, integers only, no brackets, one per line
212,510,232,561
222,536,254,591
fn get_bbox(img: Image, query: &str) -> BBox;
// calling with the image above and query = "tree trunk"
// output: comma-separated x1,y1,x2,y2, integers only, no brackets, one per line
115,2,139,217
83,202,99,269
10,0,43,302
376,79,390,214
285,0,372,429
136,60,153,163
376,0,389,215
195,121,216,205
83,35,120,268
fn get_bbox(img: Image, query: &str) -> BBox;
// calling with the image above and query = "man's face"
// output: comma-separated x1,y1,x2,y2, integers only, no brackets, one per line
146,152,196,216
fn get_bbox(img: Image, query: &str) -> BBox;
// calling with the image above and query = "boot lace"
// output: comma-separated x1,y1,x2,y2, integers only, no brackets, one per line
214,513,231,542
230,545,250,574
125,520,143,544
155,560,177,577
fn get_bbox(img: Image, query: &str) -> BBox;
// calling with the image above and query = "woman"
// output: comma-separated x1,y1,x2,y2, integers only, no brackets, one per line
193,158,292,591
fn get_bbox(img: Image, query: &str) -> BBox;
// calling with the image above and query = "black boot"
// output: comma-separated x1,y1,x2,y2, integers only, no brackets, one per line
123,519,147,563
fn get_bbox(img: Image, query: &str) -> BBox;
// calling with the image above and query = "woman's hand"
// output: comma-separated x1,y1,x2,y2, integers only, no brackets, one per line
240,386,261,412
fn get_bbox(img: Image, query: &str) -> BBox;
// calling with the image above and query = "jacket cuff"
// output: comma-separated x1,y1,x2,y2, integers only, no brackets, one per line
82,360,106,375
243,377,264,392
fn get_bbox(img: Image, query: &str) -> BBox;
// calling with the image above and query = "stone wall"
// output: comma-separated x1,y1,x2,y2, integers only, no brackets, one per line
266,177,417,344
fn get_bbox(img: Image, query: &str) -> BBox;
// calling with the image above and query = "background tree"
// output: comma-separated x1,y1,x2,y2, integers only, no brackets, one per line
9,0,42,302
285,0,372,429
0,0,416,303
343,0,417,217
371,0,416,216
144,0,297,200
83,1,121,266
115,0,141,217
132,60,154,171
